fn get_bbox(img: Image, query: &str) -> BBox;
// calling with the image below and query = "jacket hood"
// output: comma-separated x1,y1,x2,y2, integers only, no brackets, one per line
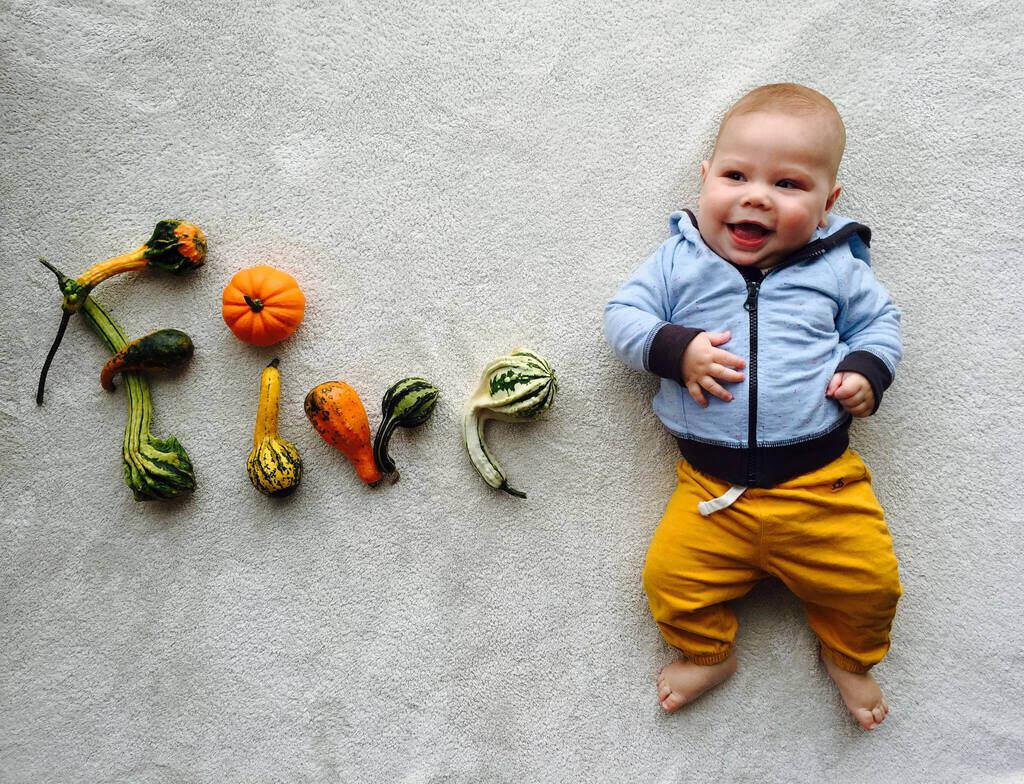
669,209,872,266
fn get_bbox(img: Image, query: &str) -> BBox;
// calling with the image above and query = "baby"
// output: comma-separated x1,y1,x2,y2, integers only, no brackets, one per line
604,83,902,730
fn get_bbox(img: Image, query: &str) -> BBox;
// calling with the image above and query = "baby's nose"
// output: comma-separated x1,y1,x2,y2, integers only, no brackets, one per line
741,187,772,208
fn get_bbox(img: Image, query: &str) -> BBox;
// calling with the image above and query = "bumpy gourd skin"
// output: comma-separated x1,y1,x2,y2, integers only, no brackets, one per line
247,359,303,497
248,437,303,497
63,220,207,312
305,381,383,486
140,220,207,271
81,297,196,501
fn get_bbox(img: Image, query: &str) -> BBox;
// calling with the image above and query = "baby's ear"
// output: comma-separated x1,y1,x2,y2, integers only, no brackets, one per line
700,160,710,182
820,183,842,227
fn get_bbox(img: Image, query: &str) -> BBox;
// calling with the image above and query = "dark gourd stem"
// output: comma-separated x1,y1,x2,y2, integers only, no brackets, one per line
244,294,264,313
373,418,399,474
38,256,68,286
500,481,527,499
36,310,72,406
268,357,280,369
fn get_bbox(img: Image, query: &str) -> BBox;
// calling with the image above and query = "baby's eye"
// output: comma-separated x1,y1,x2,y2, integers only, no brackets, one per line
724,171,745,181
776,179,801,189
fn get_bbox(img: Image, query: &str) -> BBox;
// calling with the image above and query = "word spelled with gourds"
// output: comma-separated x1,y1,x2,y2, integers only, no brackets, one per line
36,221,560,503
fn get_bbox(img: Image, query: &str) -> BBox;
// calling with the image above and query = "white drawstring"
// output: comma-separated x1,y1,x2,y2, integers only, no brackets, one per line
698,485,747,516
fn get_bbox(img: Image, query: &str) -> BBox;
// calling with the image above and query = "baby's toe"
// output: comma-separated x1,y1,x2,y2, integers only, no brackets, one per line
853,708,878,730
660,690,687,713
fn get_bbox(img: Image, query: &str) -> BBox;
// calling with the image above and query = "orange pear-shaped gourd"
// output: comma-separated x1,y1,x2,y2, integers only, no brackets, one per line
305,381,384,486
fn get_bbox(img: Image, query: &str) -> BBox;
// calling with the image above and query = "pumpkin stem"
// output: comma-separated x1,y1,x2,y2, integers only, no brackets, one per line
36,310,73,406
244,294,264,313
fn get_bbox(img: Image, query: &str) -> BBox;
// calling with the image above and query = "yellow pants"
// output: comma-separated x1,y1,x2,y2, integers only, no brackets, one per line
643,450,902,673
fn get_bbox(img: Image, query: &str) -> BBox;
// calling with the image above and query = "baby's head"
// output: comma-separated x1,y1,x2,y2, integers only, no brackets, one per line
697,83,846,269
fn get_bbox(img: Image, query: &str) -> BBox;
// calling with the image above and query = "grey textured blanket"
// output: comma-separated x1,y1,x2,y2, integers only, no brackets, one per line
3,1,1022,781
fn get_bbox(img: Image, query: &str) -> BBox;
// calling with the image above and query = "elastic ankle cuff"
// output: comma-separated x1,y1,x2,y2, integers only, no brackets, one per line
684,650,733,666
820,644,871,674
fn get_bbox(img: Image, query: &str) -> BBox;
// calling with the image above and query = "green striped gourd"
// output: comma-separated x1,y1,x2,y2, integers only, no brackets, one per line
373,377,440,477
79,296,196,501
463,349,558,499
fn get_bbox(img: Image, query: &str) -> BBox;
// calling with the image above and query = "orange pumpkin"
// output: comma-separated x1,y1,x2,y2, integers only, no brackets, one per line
222,265,305,346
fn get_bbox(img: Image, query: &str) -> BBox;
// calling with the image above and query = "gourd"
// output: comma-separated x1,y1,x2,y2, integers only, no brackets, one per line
100,329,194,391
39,260,196,501
36,219,206,405
305,381,383,486
247,358,303,497
222,265,305,346
372,377,440,477
83,297,196,501
463,349,558,498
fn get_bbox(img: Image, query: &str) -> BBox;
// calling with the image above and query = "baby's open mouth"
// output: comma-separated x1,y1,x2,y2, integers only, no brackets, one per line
728,222,772,247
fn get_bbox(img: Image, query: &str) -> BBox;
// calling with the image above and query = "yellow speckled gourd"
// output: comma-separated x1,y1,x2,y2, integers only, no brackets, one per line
247,358,303,497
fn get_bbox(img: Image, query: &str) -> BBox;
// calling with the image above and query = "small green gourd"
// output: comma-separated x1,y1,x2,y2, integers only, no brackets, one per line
81,297,196,501
100,329,194,391
373,377,440,478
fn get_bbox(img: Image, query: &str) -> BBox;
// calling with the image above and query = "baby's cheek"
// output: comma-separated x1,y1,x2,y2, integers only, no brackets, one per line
779,210,816,241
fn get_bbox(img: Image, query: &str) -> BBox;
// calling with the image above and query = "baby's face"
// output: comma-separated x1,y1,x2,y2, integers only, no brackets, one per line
697,110,842,269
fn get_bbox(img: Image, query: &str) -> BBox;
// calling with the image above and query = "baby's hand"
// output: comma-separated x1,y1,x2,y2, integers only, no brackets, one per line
681,330,746,407
826,371,875,418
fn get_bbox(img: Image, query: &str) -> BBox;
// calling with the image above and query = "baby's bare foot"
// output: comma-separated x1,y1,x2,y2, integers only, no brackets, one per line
821,650,890,730
656,654,737,713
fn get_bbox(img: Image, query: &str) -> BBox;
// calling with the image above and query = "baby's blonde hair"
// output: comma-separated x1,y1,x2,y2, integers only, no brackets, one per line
714,83,846,175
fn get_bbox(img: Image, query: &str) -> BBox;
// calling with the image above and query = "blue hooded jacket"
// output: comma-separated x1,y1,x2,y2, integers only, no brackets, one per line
604,210,901,487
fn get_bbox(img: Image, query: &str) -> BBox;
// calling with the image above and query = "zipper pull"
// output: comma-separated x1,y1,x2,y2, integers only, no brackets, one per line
743,278,761,311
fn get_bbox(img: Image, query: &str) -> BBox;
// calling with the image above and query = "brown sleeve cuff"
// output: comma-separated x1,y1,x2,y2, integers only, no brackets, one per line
835,350,894,414
647,324,704,383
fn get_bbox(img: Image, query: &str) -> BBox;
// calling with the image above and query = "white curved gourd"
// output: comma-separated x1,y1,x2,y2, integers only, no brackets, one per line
463,349,558,498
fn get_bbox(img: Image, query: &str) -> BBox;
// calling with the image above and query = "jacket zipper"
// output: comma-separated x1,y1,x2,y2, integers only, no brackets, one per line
743,275,763,485
689,216,863,484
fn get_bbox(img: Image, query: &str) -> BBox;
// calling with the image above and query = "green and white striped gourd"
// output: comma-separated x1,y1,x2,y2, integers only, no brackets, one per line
463,349,558,498
373,376,440,477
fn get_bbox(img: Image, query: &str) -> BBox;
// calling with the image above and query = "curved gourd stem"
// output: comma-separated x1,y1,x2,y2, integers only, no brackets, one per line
465,409,527,499
36,258,74,406
373,418,400,474
253,358,281,445
74,248,147,288
79,297,152,485
79,295,129,353
501,480,527,499
36,311,71,406
488,417,526,500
